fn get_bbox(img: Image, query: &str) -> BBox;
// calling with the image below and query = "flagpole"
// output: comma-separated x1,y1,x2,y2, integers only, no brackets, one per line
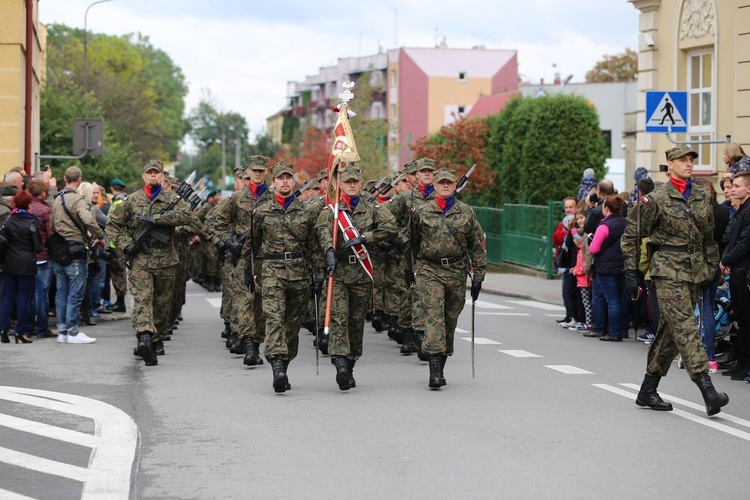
323,166,342,336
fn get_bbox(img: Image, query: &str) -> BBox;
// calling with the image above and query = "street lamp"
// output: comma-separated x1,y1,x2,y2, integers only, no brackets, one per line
84,0,114,90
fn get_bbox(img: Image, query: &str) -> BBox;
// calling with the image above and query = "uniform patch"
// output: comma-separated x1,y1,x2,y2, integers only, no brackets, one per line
642,196,650,204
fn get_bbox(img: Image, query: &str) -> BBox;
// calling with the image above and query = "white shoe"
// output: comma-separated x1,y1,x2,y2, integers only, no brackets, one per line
66,332,96,344
57,334,68,343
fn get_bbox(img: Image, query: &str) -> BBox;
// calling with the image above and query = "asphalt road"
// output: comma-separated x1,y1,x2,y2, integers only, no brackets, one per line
1,281,749,499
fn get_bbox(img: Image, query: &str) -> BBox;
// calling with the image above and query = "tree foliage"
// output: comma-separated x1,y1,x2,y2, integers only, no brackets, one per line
485,94,607,205
41,24,188,188
410,116,494,206
585,48,638,83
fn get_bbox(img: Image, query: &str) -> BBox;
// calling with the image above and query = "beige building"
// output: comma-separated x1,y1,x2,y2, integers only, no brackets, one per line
0,0,45,176
630,0,750,182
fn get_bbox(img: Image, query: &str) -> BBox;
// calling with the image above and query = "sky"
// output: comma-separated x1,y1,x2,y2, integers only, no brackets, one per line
40,0,640,149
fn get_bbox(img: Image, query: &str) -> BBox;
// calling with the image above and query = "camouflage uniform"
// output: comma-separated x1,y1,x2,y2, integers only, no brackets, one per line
107,161,193,359
316,166,397,373
412,171,486,358
622,144,728,416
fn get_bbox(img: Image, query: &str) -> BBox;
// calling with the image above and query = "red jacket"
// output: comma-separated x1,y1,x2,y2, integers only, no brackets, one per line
29,196,52,262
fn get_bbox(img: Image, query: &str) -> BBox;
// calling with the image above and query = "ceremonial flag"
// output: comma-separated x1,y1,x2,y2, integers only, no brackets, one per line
327,103,360,203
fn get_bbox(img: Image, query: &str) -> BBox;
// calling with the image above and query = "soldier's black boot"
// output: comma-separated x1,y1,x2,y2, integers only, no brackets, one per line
107,294,126,313
693,373,729,416
400,328,415,354
303,311,315,333
635,373,672,411
387,316,398,339
372,310,384,332
137,332,158,366
220,322,231,339
416,331,428,361
347,359,356,388
226,332,238,349
243,338,264,366
230,335,247,354
318,329,329,355
332,357,353,391
393,326,404,345
154,340,165,356
282,360,291,390
440,355,447,386
428,356,442,389
270,358,288,393
213,276,222,293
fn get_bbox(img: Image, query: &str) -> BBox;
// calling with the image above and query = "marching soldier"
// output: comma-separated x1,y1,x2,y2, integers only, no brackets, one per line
195,189,223,291
316,164,397,390
107,160,193,366
622,144,728,416
209,156,272,365
106,178,128,313
382,173,412,338
411,167,486,388
250,161,321,392
388,158,436,354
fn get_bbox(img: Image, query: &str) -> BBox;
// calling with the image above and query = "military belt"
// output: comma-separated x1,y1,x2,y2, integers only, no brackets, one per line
261,251,304,261
422,255,464,266
652,244,702,253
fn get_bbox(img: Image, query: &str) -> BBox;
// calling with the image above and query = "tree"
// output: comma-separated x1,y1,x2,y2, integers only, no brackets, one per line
410,116,494,206
585,48,638,82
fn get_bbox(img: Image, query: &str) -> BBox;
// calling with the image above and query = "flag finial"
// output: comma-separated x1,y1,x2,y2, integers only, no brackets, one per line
339,81,355,104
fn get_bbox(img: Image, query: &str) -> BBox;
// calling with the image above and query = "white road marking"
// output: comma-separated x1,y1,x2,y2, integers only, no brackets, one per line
0,386,138,499
593,384,750,442
0,413,99,448
498,350,542,358
205,298,223,308
456,328,469,333
0,488,37,500
461,337,501,345
620,383,750,430
545,313,565,317
506,300,566,311
477,312,530,316
464,299,513,309
545,365,594,375
185,293,205,297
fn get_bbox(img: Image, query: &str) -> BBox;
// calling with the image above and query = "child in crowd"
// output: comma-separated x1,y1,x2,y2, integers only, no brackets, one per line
571,204,592,333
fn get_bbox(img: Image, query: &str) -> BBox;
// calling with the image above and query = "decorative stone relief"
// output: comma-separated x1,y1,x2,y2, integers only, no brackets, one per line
679,0,715,39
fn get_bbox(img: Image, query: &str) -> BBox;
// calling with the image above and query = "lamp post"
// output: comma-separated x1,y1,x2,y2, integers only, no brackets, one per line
84,0,114,90
220,128,226,190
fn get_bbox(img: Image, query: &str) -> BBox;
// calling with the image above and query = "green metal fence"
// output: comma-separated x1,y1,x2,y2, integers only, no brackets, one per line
474,201,563,279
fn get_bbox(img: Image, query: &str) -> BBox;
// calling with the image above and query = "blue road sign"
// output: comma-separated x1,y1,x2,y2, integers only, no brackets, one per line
645,91,688,133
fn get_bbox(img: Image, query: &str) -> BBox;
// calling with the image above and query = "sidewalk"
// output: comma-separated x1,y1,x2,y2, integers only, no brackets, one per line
480,273,563,306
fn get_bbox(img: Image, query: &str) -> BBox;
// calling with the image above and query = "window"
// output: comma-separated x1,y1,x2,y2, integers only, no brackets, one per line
391,70,397,86
458,71,467,82
458,106,465,115
687,50,714,170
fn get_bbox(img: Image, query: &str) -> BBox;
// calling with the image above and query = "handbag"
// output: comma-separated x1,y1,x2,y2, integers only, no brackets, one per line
0,214,9,262
47,231,72,265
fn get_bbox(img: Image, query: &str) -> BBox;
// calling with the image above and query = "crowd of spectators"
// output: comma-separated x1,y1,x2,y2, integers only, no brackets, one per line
0,166,125,344
552,142,750,383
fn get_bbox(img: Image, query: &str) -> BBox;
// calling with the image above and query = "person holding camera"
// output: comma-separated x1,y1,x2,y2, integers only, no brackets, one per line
50,166,105,345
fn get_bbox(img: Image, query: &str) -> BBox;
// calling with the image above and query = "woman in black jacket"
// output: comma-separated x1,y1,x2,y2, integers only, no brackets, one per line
0,190,43,344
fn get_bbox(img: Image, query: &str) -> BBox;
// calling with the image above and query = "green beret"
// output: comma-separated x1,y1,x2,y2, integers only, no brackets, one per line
110,178,126,188
207,189,221,198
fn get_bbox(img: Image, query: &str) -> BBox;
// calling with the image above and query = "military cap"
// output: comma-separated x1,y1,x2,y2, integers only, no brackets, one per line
665,143,698,161
363,179,378,191
1,185,19,196
403,160,418,175
434,167,457,183
207,188,221,198
143,159,164,173
315,169,329,182
238,167,254,180
339,164,362,182
270,161,294,178
414,158,436,171
110,178,126,188
233,164,245,175
248,155,270,171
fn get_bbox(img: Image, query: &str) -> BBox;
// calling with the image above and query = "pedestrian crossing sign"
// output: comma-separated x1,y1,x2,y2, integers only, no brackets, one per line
645,91,688,133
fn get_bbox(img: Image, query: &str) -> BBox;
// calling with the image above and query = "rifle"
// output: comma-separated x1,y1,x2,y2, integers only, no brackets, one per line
374,173,404,198
125,171,196,269
408,186,416,287
456,164,477,194
368,177,388,194
294,177,318,198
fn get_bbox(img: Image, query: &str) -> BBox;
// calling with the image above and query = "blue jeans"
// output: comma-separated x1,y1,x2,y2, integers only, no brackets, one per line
592,273,629,337
87,258,107,313
0,273,36,335
35,261,54,335
54,258,88,334
699,269,720,361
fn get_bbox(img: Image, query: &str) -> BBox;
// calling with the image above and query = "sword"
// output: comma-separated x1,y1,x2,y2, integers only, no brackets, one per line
314,280,320,375
471,296,476,378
